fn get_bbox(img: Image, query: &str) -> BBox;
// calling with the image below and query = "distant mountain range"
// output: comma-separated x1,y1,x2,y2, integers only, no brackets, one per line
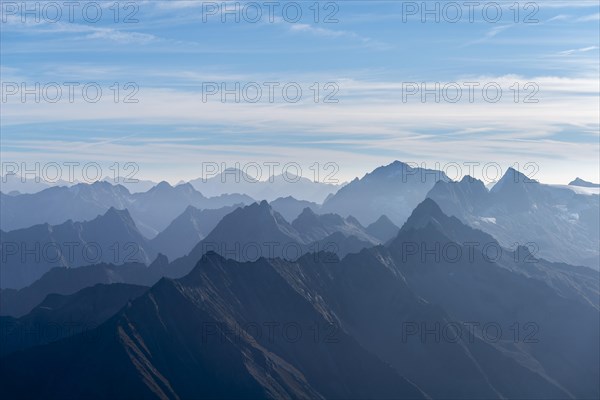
321,161,450,225
0,181,253,237
188,168,341,203
270,196,321,222
0,208,156,289
149,204,243,260
184,201,386,263
569,177,600,188
428,168,600,269
1,199,597,399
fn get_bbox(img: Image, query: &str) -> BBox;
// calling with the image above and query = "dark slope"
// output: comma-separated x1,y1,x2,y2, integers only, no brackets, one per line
0,259,157,317
0,253,424,399
0,283,148,356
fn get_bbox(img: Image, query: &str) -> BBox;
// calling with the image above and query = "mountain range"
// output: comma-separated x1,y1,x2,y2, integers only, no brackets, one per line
0,181,253,237
188,168,341,203
321,161,450,225
428,168,600,269
1,161,598,399
0,208,156,290
1,199,597,399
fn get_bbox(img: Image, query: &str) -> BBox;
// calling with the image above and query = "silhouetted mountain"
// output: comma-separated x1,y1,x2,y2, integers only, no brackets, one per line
191,201,305,262
0,181,131,232
2,199,598,399
321,161,449,225
569,177,600,188
0,181,254,237
189,168,340,203
173,202,381,266
0,283,148,356
383,199,599,398
0,258,159,317
270,196,321,222
129,182,253,237
0,252,425,399
150,204,242,259
428,168,600,269
0,208,156,290
365,215,399,242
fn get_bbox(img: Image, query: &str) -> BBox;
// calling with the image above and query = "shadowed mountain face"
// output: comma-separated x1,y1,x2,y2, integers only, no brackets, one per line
0,199,600,399
1,199,597,399
185,201,382,264
0,259,159,318
0,203,386,312
0,253,425,400
321,160,449,226
0,208,156,290
428,168,600,269
0,283,148,356
0,181,254,237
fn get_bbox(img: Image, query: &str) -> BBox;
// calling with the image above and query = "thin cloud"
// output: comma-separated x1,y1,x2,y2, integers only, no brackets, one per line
577,13,600,22
559,46,599,56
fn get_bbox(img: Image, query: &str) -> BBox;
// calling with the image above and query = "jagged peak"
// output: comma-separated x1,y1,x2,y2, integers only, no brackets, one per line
102,206,133,220
368,214,396,228
569,177,599,187
460,175,484,185
345,215,363,228
491,167,537,193
155,180,173,189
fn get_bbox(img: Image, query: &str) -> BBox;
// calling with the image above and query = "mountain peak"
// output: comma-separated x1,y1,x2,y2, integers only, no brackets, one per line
299,206,318,217
569,177,599,188
346,215,363,228
409,197,444,218
292,207,321,229
92,207,139,232
373,214,394,225
102,207,133,221
150,181,174,193
365,214,399,242
398,198,448,233
491,167,536,193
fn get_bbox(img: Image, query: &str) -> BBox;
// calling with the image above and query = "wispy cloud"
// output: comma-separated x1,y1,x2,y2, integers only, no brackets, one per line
577,13,600,22
559,46,599,56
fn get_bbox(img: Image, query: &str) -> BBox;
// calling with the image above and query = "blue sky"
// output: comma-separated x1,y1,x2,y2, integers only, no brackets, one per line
1,0,599,183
